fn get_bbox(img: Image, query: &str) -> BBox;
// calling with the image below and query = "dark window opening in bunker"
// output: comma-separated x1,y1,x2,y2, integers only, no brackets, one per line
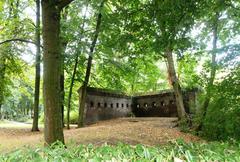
98,102,101,107
104,103,107,108
170,100,174,105
116,103,119,108
111,103,113,108
126,104,129,108
152,102,157,107
144,103,148,108
161,101,165,106
90,101,94,107
122,103,124,108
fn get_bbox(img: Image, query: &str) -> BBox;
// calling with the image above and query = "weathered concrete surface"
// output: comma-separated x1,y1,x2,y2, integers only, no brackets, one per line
80,87,197,124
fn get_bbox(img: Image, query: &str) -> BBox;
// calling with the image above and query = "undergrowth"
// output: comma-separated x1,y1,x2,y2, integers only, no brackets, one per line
0,139,239,162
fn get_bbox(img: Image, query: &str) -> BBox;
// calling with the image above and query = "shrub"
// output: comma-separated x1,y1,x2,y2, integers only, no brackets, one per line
202,67,240,140
64,110,79,124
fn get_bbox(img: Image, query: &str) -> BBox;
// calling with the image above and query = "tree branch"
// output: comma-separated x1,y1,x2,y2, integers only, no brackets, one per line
57,0,74,9
0,38,43,48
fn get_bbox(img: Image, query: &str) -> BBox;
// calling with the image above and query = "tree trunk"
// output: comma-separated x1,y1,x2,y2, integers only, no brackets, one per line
60,67,65,127
42,0,64,145
60,8,69,128
197,13,219,131
202,15,218,116
0,61,6,120
78,0,104,128
67,6,88,129
60,40,68,128
32,0,41,132
0,104,2,119
165,48,186,120
67,53,79,129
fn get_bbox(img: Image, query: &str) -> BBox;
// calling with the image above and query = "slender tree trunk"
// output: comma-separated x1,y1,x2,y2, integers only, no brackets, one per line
202,15,218,117
165,48,186,120
67,6,88,129
0,104,2,119
0,60,6,120
67,53,80,129
78,0,104,128
42,0,64,145
197,13,219,131
32,0,41,132
60,64,65,127
66,56,78,129
60,41,68,128
60,8,69,128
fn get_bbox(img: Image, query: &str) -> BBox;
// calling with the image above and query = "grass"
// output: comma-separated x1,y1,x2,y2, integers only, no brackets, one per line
0,140,239,162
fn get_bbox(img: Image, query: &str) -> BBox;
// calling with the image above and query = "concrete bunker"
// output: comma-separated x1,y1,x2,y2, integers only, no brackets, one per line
79,87,198,124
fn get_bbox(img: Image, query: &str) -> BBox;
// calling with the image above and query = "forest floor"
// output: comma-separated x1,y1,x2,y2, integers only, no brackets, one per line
0,117,202,152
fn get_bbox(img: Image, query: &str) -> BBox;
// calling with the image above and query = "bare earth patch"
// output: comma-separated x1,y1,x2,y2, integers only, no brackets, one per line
0,118,201,152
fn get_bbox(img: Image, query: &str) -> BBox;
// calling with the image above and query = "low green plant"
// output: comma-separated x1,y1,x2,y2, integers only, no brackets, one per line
0,140,239,162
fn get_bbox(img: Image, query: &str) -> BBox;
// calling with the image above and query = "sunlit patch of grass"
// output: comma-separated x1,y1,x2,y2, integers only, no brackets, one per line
0,120,43,128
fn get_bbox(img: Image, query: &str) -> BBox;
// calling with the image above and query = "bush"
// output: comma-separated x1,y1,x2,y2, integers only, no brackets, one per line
39,111,79,125
64,111,78,124
39,112,44,124
202,67,240,140
0,140,239,161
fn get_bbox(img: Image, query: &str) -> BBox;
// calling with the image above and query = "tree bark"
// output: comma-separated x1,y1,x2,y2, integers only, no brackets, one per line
66,55,78,129
60,8,69,128
60,46,66,128
0,58,6,120
165,48,186,120
0,104,2,119
32,0,41,132
42,0,74,145
78,0,104,128
60,69,65,127
42,0,64,145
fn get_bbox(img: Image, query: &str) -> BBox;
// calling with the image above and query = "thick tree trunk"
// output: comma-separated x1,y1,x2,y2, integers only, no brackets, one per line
32,0,41,132
165,48,186,120
78,1,104,128
42,0,64,145
197,13,219,131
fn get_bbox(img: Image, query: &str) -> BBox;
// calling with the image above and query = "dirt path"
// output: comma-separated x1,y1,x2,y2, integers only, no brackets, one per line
0,118,201,152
